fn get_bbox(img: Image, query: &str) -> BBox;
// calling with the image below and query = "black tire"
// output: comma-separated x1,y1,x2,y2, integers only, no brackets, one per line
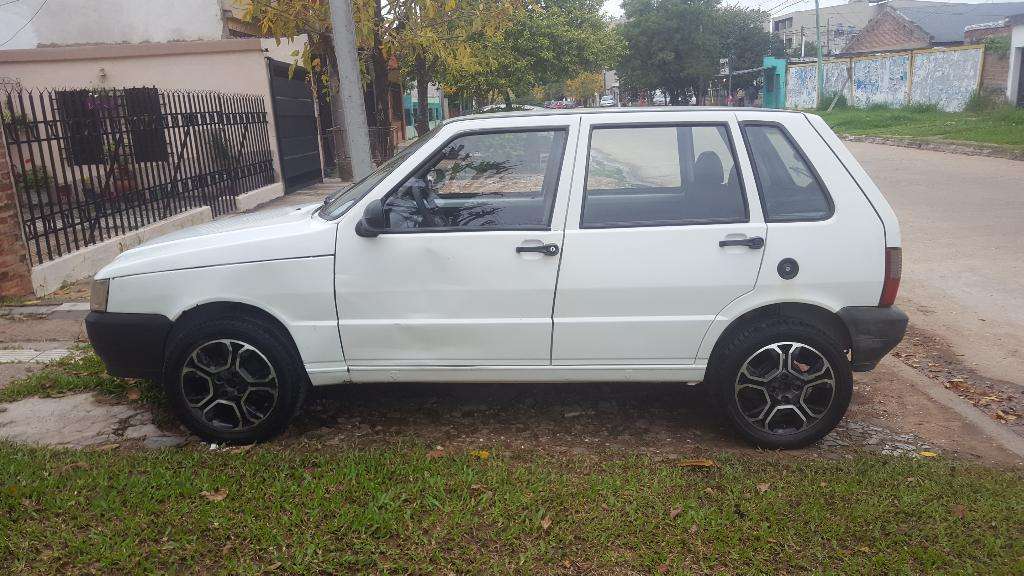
707,317,852,449
163,314,309,444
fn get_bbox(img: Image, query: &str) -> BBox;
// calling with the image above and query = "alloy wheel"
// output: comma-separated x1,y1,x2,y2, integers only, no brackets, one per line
180,339,279,431
734,342,836,435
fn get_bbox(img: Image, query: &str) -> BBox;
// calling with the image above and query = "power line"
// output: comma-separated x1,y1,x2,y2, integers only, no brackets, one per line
1,0,47,47
0,0,22,7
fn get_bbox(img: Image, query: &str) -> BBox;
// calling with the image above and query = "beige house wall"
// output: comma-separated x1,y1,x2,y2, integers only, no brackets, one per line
0,39,283,179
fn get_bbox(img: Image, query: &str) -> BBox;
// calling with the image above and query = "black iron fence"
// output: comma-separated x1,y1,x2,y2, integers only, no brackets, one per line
2,87,275,265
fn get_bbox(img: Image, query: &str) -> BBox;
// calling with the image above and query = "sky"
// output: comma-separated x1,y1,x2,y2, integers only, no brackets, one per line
601,0,1015,19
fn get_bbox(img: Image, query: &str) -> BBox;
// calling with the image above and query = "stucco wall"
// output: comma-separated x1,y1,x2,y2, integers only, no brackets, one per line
0,0,224,50
910,48,984,111
0,40,283,179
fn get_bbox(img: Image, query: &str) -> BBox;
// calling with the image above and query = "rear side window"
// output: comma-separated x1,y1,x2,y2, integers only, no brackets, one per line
742,125,832,221
581,125,746,228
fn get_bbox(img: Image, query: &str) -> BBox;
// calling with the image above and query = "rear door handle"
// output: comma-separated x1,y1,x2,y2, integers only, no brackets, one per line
719,236,765,249
516,243,560,256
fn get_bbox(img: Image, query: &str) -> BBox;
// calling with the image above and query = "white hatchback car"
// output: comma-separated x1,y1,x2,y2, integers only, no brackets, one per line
87,108,907,448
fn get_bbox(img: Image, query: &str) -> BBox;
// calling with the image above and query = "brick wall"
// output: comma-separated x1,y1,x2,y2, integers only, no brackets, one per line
966,26,1011,93
844,7,931,54
0,124,33,297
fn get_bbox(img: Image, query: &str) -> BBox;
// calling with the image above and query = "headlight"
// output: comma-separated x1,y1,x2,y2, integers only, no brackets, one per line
90,278,109,312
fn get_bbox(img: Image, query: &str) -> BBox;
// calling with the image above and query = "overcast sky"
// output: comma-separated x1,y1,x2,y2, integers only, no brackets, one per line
601,0,1011,19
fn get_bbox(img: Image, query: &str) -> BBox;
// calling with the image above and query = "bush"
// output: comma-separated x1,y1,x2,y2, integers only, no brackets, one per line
901,102,940,114
964,89,1007,113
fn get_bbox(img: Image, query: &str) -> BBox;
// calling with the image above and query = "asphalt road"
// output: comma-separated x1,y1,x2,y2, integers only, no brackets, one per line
848,142,1024,388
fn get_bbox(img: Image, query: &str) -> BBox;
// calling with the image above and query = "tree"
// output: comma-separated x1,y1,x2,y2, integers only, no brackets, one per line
442,0,622,109
617,0,775,104
564,71,603,106
245,0,519,137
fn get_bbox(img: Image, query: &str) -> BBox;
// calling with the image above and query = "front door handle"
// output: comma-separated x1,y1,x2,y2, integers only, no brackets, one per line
719,236,765,249
516,243,560,256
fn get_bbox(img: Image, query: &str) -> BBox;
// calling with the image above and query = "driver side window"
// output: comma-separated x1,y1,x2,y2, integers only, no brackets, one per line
383,129,567,230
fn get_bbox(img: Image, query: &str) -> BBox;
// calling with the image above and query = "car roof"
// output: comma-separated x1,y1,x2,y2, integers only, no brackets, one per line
444,107,807,124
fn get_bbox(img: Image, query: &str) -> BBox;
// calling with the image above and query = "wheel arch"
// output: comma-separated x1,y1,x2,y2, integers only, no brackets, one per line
706,302,852,368
168,301,304,366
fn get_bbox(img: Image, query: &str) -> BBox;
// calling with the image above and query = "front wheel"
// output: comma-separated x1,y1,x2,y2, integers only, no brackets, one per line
708,318,853,449
163,315,308,444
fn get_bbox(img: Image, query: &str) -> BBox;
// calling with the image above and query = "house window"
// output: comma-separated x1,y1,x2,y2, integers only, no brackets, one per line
774,18,793,32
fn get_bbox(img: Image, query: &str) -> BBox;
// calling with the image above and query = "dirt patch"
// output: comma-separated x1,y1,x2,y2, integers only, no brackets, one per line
891,323,1022,435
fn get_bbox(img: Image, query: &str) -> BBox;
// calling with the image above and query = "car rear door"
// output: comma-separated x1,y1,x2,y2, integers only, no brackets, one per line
552,111,767,365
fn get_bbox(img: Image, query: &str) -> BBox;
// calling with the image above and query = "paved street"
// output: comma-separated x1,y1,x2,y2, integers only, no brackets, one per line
848,142,1024,389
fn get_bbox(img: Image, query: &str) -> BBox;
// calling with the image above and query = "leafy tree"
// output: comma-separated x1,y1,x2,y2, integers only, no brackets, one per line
443,0,622,109
617,0,775,104
564,71,603,106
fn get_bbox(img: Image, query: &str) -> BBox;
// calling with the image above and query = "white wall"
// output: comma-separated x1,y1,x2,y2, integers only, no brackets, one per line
0,0,224,50
1009,24,1024,103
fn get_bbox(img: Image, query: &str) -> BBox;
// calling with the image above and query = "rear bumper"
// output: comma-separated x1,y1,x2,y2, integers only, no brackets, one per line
85,312,173,380
838,306,908,372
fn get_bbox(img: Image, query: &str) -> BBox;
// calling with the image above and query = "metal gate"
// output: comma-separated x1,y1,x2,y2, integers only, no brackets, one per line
267,59,323,191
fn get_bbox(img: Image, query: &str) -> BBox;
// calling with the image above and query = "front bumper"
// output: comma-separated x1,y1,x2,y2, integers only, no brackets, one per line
838,306,908,371
85,312,173,380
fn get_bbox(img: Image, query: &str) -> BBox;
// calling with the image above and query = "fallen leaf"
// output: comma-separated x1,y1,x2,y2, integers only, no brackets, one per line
689,523,698,534
678,458,717,468
951,504,966,518
426,448,445,459
918,451,938,458
793,361,811,372
856,545,872,553
540,516,552,530
92,443,120,452
265,561,282,571
669,507,682,519
125,389,141,401
756,483,770,494
658,564,669,574
704,487,716,495
228,444,253,455
819,481,828,487
470,450,490,461
201,489,228,502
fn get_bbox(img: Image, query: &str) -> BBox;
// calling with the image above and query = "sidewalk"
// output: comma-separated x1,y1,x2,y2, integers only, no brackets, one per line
241,177,350,213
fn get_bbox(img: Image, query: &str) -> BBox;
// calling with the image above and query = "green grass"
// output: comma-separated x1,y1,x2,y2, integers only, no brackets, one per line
819,104,1024,150
1,443,1021,574
0,348,160,406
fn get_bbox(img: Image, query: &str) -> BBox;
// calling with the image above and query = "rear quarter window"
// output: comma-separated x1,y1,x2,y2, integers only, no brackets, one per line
742,124,832,222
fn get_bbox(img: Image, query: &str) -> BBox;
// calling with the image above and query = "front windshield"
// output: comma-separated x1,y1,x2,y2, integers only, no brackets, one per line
320,129,440,219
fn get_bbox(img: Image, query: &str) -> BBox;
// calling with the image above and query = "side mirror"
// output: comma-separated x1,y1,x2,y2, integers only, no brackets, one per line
354,199,386,237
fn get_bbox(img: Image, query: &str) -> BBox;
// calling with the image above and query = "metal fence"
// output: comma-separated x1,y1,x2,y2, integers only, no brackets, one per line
2,87,275,264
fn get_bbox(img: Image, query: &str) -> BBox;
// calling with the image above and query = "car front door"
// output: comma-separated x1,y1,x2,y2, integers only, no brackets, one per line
552,112,767,365
335,116,578,372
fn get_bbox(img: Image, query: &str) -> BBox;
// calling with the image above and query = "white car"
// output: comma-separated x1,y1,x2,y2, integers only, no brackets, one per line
87,108,907,448
599,96,616,107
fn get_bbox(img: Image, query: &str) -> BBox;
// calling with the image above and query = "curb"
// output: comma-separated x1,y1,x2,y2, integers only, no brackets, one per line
883,358,1024,460
840,134,1024,162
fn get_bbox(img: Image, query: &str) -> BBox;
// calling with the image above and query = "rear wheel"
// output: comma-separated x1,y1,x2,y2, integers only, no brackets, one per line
163,315,308,444
709,317,852,449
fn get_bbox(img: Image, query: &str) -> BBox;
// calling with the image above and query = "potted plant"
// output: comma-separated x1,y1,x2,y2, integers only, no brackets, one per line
103,142,136,199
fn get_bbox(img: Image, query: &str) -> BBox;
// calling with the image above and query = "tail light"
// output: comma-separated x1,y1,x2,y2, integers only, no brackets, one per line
879,247,902,307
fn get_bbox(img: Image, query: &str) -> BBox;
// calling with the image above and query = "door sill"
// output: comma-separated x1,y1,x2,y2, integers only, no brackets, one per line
342,364,708,384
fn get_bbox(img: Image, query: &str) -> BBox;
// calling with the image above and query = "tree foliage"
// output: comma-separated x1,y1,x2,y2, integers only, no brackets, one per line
441,0,622,107
617,0,775,104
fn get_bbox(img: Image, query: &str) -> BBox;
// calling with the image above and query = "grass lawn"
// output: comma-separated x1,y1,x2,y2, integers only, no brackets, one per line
0,348,158,406
2,442,1022,575
818,105,1024,150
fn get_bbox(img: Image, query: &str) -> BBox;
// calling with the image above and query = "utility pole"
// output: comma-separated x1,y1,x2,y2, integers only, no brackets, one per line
815,0,824,104
328,0,373,180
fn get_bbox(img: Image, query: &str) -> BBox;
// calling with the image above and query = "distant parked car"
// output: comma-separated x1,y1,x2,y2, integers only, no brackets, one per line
88,108,906,449
652,91,667,105
599,95,615,107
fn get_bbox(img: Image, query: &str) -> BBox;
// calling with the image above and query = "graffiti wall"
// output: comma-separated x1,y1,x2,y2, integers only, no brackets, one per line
785,61,851,109
784,46,983,111
910,48,983,111
852,54,910,107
